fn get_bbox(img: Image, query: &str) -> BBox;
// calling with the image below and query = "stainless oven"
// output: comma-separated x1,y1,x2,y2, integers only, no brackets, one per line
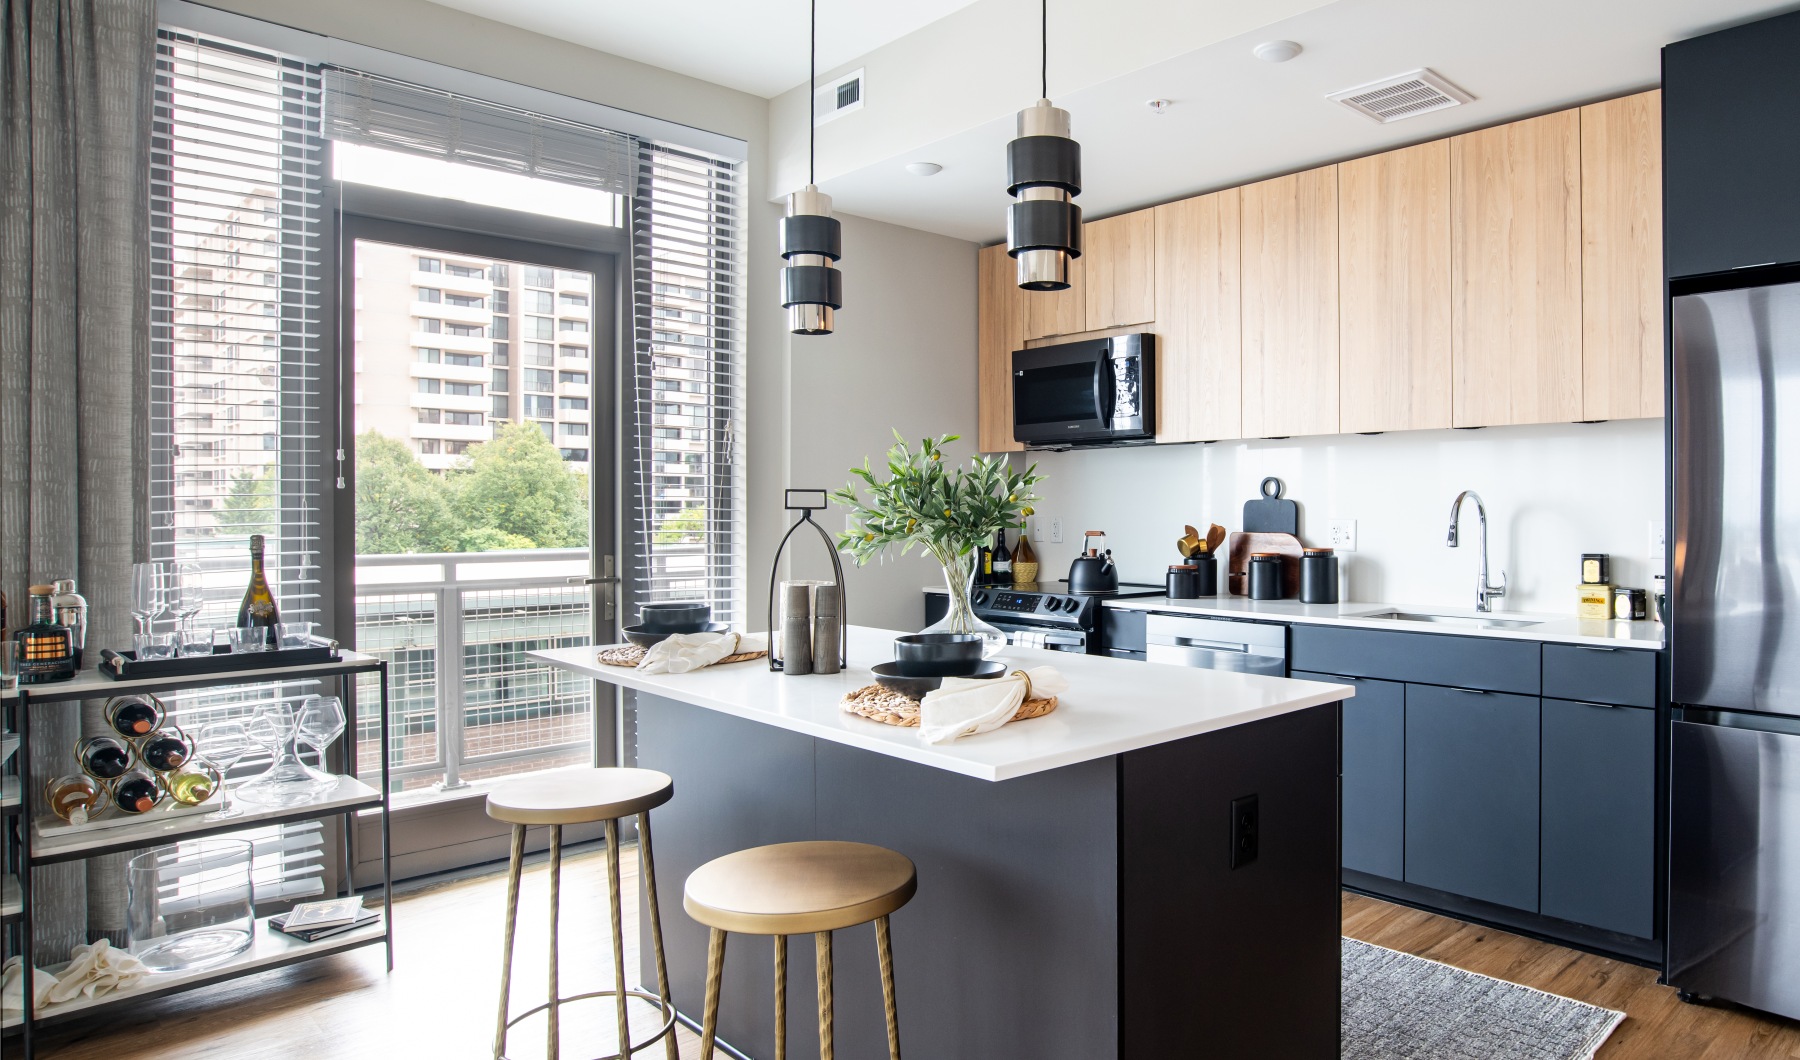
1012,333,1155,447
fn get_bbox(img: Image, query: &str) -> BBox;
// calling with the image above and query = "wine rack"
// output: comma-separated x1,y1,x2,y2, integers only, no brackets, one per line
0,653,391,1059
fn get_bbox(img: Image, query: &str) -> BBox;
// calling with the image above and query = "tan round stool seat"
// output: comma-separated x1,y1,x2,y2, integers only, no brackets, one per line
485,767,672,826
684,840,916,936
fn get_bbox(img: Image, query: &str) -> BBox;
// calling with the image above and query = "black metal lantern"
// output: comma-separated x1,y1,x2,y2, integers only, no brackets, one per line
783,0,843,335
1006,0,1082,291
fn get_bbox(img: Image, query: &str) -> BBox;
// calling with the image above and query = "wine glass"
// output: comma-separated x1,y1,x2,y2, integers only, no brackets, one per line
171,563,206,650
236,701,318,807
296,696,347,785
130,562,168,640
196,719,254,820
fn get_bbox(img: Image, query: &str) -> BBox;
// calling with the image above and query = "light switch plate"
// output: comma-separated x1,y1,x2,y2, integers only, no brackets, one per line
1650,521,1666,563
1330,519,1358,551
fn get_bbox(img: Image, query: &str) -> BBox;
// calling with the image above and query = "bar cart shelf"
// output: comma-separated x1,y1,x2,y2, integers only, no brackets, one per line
0,651,391,1057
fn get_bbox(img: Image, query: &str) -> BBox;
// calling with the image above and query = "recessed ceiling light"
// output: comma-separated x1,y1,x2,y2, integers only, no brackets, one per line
905,162,943,177
1146,99,1172,115
1253,40,1303,63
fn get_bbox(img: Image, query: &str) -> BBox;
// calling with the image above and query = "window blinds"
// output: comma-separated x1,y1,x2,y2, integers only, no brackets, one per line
151,27,328,899
629,143,747,627
322,68,638,197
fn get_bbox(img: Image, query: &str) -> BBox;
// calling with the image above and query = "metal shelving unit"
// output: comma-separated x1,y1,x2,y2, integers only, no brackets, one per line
0,652,391,1057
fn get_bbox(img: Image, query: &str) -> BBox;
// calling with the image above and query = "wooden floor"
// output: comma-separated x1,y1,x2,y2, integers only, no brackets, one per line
20,850,1800,1059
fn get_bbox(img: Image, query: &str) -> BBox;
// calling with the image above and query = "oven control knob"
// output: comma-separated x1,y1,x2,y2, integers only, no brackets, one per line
973,591,991,606
1060,598,1080,612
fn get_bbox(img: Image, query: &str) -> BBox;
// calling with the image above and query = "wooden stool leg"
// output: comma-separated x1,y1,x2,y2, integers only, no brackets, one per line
604,818,632,1059
773,935,788,1060
637,811,679,1060
699,927,727,1060
494,824,527,1059
815,931,834,1060
875,915,901,1060
547,824,563,1060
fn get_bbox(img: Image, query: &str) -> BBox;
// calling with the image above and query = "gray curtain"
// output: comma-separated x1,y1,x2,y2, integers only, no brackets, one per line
1,0,155,955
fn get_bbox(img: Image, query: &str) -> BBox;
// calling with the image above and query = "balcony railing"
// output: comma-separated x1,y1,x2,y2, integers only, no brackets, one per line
353,548,595,799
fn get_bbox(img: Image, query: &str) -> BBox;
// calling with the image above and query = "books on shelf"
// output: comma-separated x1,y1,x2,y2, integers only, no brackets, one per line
270,896,379,942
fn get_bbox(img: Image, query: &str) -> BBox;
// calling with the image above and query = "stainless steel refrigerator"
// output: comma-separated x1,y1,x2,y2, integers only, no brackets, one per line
1668,272,1800,1017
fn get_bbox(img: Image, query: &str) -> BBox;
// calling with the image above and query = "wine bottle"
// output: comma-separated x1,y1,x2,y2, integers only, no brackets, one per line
1013,529,1038,584
237,533,281,628
77,736,134,781
993,530,1013,581
113,770,164,814
106,694,164,737
45,774,103,824
140,729,191,772
167,766,217,806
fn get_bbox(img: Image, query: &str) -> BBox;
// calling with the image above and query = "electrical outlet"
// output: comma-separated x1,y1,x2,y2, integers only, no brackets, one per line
1330,519,1358,552
1650,521,1666,563
1229,794,1259,869
1049,517,1064,544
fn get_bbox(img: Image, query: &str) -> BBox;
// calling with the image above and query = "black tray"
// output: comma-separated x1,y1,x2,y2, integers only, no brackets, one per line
99,643,341,680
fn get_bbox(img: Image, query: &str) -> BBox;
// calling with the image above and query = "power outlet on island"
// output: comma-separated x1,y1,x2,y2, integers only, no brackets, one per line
1330,519,1358,552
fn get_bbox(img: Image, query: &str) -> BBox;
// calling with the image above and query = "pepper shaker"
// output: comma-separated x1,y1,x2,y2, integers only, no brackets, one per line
811,584,842,675
780,581,813,676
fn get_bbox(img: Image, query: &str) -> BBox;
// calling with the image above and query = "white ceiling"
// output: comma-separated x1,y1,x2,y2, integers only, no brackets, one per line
415,0,984,97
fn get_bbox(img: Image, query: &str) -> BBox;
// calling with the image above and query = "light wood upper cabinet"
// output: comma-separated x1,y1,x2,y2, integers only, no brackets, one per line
1339,141,1453,433
1154,189,1241,442
1242,166,1340,439
1083,211,1156,331
976,243,1026,453
1450,109,1584,428
1581,90,1664,421
1021,253,1086,340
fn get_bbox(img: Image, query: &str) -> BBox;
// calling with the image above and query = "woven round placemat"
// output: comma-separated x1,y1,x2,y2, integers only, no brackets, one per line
839,683,1057,728
597,643,768,668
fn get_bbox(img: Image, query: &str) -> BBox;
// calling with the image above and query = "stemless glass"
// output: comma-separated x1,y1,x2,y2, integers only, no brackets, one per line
127,839,255,972
296,695,347,784
196,718,254,820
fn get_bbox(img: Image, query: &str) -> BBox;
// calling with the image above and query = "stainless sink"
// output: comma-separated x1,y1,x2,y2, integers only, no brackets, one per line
1362,610,1544,630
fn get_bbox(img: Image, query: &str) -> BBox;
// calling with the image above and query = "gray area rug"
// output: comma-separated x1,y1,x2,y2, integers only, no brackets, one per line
1343,938,1625,1060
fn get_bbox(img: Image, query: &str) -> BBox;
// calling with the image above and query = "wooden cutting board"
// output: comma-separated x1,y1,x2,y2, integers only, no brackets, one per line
1226,532,1304,597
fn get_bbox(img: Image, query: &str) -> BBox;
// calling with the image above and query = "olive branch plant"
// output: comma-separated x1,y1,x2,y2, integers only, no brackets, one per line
830,432,1043,575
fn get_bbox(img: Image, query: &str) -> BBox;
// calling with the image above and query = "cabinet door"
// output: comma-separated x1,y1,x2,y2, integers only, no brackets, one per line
1541,698,1656,938
1581,91,1664,421
1339,141,1452,433
977,243,1026,453
1405,684,1540,912
1083,211,1155,330
1242,166,1339,438
1154,189,1241,442
1451,110,1583,427
1022,254,1085,341
1295,670,1404,881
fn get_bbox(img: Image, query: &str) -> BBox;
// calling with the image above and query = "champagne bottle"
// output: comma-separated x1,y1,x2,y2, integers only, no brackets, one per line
237,533,281,628
993,530,1013,580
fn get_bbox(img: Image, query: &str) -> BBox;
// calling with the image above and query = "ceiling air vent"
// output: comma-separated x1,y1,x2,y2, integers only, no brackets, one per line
1327,69,1473,123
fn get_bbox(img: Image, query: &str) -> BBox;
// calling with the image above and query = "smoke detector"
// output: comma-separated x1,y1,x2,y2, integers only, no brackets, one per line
1327,69,1473,123
1253,40,1302,63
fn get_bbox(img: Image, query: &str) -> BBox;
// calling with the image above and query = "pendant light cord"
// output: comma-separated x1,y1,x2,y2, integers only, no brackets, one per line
809,0,817,186
1041,0,1047,99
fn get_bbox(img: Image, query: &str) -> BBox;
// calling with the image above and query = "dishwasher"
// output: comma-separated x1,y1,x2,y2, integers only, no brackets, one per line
1144,613,1288,676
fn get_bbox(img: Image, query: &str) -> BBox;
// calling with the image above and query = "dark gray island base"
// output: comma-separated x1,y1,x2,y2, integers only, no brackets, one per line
635,693,1341,1060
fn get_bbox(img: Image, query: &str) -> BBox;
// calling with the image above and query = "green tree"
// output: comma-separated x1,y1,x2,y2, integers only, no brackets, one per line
655,505,706,544
449,421,588,549
355,431,462,554
216,465,276,536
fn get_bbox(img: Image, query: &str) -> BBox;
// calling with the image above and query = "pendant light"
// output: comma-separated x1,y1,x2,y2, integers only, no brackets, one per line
1005,0,1082,291
781,0,843,335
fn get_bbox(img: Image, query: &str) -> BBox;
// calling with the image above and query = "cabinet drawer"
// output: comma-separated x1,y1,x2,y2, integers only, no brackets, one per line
1542,643,1656,707
1291,625,1540,694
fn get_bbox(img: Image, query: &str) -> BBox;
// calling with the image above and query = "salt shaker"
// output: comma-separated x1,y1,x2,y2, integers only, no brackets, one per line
781,581,813,675
811,584,842,675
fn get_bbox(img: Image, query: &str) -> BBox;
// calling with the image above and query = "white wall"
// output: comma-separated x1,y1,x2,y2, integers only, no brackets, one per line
1021,418,1666,614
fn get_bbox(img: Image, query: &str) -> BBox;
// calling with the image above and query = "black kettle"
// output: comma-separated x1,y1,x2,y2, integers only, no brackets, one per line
1067,531,1119,595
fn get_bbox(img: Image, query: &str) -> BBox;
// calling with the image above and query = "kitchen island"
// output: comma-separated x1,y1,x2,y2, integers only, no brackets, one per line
534,626,1353,1060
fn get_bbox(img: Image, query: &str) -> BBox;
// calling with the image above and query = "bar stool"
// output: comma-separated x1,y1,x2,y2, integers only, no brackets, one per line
487,768,680,1060
683,841,917,1060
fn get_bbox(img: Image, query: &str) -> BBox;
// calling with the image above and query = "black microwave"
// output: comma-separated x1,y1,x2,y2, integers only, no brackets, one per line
1012,333,1155,447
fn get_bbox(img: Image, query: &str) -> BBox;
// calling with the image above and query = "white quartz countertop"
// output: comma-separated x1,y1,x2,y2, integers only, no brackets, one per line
1099,596,1665,649
531,626,1352,783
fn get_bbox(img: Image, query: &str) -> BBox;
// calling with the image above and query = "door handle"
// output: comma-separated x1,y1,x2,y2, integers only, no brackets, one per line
1451,687,1491,695
570,576,620,585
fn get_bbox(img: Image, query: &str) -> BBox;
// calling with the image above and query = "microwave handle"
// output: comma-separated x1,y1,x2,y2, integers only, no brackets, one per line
1093,352,1114,423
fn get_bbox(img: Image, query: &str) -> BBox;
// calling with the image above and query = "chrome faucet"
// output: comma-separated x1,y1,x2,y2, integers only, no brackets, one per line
1447,490,1508,613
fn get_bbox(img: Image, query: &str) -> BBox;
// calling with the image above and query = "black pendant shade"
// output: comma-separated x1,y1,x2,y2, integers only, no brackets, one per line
781,185,843,335
1006,13,1083,292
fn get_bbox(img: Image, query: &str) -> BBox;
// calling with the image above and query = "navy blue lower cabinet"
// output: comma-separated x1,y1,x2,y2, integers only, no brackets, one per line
1404,684,1541,913
1295,670,1404,881
1540,698,1657,938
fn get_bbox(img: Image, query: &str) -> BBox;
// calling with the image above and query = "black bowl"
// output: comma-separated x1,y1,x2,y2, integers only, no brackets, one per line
622,622,729,648
639,602,713,632
893,633,986,676
870,660,1008,699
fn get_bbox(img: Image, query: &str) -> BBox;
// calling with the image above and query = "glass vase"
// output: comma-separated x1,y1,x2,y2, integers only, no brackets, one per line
127,838,255,972
921,549,1007,658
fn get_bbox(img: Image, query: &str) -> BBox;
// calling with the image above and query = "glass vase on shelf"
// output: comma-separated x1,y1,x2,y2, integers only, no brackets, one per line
920,548,1008,658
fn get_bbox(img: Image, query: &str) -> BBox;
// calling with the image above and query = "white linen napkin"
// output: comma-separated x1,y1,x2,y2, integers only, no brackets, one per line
43,939,147,1004
918,665,1068,745
638,632,768,675
2,956,57,1017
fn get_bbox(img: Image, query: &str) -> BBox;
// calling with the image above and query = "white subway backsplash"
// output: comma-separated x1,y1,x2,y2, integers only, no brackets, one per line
1020,418,1665,615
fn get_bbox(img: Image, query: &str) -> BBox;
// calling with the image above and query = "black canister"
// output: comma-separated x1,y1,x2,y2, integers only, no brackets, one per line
1167,565,1200,600
1300,548,1339,604
1190,554,1218,596
1248,553,1284,600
